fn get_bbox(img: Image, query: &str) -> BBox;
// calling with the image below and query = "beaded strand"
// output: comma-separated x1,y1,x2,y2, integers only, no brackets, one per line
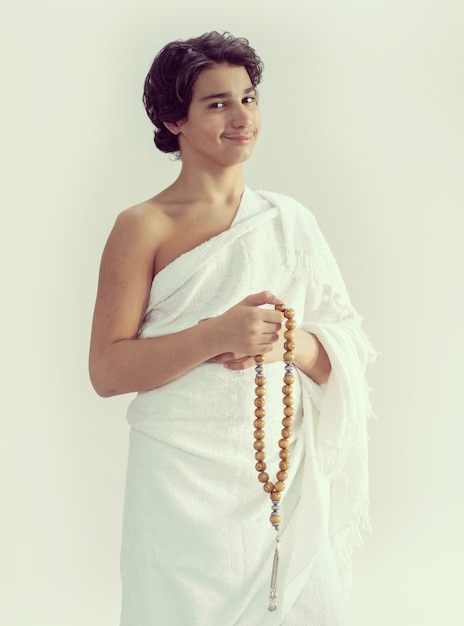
253,303,297,611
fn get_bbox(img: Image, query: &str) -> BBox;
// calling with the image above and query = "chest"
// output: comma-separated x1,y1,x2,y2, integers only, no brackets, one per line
154,211,237,276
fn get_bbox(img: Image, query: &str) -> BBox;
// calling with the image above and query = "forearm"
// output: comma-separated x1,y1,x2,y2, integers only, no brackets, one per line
293,328,331,385
90,319,220,397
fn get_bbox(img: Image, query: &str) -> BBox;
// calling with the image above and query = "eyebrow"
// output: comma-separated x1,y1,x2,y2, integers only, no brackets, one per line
199,86,256,102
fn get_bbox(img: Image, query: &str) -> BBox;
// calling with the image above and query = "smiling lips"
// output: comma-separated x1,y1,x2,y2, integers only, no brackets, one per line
223,134,254,144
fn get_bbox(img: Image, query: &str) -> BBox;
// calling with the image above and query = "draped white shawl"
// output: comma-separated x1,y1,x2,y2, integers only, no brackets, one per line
120,188,375,625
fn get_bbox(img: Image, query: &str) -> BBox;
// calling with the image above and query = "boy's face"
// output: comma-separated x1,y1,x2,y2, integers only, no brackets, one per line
169,63,261,167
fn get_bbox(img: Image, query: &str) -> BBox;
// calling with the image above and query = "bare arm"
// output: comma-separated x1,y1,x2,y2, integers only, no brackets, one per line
292,329,331,384
89,208,283,397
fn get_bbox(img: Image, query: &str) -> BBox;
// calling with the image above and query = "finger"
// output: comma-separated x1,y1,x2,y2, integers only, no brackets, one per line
242,291,283,308
261,311,284,325
224,356,255,371
261,333,280,344
257,343,274,354
262,321,282,334
226,355,250,364
208,352,239,363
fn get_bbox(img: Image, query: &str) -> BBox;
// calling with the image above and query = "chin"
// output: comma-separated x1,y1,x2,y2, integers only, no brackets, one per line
222,153,254,167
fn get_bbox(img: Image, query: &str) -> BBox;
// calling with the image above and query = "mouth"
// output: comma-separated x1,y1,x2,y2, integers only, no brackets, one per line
223,134,254,144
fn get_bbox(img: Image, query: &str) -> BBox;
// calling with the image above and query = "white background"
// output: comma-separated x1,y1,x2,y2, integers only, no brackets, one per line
1,0,463,624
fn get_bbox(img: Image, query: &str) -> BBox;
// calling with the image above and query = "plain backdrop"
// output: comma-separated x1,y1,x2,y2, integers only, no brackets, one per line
1,0,463,624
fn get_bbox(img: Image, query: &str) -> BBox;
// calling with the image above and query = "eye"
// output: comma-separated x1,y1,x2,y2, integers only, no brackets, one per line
210,101,225,109
243,95,257,104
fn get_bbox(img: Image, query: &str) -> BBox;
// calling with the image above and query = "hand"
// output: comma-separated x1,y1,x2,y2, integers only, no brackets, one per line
218,323,287,371
206,291,285,369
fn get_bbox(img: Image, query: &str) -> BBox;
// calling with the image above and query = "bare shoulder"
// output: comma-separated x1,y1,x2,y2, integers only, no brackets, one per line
114,196,169,242
102,195,172,269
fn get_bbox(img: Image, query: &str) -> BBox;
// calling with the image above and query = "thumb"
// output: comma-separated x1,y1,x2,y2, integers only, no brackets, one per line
242,290,283,308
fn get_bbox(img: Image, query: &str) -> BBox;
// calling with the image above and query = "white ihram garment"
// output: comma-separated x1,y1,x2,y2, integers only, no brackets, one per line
120,188,374,625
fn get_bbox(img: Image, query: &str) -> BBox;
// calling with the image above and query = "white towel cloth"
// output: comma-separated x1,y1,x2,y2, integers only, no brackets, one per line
120,188,375,625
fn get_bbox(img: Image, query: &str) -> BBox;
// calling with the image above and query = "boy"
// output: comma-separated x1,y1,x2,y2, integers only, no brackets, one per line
89,31,374,625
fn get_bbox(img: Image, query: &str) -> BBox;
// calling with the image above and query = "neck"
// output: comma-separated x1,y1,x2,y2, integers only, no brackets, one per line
170,161,245,207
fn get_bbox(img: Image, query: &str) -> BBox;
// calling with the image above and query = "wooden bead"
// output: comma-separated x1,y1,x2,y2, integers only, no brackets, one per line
253,303,298,527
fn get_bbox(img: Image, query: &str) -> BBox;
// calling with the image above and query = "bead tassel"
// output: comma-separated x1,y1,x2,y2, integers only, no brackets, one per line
253,304,296,613
268,531,280,612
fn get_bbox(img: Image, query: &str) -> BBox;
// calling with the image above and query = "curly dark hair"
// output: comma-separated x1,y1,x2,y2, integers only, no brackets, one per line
143,31,264,154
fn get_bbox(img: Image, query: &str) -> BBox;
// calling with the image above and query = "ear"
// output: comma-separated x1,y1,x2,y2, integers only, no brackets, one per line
163,121,182,135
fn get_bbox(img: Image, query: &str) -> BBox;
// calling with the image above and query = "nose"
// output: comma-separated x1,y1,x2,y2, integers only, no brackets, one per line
230,103,253,129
